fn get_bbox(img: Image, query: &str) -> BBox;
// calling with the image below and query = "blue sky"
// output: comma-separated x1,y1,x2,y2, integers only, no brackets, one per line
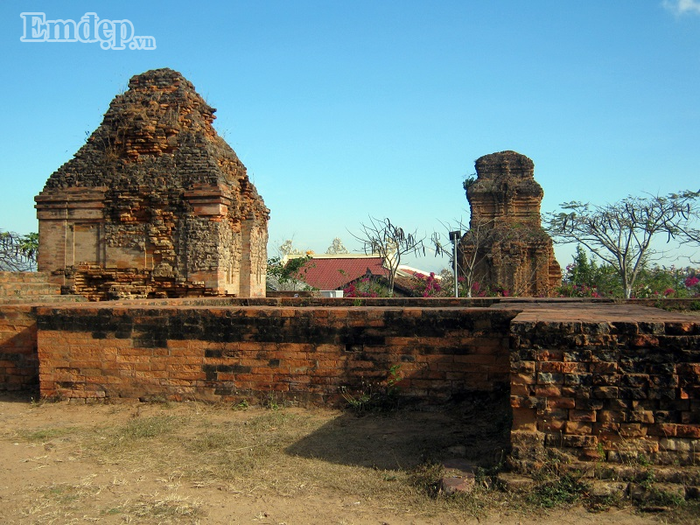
1,1,699,272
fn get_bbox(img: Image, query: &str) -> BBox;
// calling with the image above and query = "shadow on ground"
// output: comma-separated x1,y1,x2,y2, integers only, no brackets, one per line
286,390,512,471
0,392,38,404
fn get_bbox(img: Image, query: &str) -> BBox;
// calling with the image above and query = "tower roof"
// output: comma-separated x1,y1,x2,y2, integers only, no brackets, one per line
42,68,257,200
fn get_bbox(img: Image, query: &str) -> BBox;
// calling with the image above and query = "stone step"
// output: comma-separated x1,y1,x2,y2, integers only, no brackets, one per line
0,282,61,297
0,271,53,284
0,294,86,305
0,271,62,300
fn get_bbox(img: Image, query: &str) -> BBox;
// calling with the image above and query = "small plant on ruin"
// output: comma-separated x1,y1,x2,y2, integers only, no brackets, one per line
523,450,591,509
340,383,373,412
263,391,281,410
632,470,686,511
340,364,403,413
386,364,403,397
408,461,445,498
527,473,590,509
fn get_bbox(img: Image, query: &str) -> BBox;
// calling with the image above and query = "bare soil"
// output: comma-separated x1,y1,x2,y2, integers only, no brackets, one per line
0,393,683,524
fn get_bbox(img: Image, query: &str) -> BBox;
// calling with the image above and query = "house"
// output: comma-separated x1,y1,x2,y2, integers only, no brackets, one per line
287,254,440,297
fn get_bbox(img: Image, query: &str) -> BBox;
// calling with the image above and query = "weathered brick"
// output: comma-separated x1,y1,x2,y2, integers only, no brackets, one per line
570,410,596,422
561,435,598,448
565,421,593,435
537,372,563,385
511,395,539,409
619,423,647,438
539,361,587,374
547,396,576,409
534,385,561,398
511,408,537,431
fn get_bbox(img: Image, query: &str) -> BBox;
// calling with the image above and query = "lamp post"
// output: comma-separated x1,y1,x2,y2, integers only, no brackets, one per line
449,230,461,298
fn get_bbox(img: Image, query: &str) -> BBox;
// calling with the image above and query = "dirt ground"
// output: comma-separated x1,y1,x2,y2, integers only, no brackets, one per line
0,393,678,525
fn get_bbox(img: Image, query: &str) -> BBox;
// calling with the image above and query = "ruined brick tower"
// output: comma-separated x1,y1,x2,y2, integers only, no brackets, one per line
459,151,561,296
35,68,269,300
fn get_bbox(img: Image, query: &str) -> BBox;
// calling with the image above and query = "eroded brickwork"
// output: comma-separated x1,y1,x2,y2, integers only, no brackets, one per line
0,306,39,392
36,304,515,405
510,316,700,468
0,271,59,303
35,68,269,300
3,298,699,468
460,151,561,296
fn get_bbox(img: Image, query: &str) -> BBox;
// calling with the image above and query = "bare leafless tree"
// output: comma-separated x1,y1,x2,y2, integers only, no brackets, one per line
433,218,495,297
0,231,38,272
350,217,425,296
544,191,699,299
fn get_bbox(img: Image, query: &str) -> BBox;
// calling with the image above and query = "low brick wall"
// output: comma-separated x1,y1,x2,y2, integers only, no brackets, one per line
36,305,516,405
510,315,700,467
4,297,699,469
0,271,60,304
0,305,39,392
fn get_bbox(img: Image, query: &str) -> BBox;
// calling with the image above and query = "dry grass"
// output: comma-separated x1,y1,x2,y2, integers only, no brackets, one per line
84,407,440,504
3,397,692,524
3,399,519,523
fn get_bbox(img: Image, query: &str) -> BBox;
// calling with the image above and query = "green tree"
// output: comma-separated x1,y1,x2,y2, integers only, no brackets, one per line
266,255,314,291
560,246,624,297
567,245,595,286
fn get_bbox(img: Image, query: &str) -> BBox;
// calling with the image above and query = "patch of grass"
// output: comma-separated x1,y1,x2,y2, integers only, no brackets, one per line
106,493,204,521
12,399,654,523
39,476,101,507
185,411,306,480
633,471,686,510
105,414,181,445
16,427,77,442
340,365,404,413
87,414,187,468
584,492,626,513
408,462,444,498
527,474,590,508
643,487,686,508
661,500,700,524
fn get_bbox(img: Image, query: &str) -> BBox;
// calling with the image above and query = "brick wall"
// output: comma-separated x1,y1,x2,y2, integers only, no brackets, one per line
5,297,699,468
0,271,60,302
510,317,700,468
0,305,39,392
36,305,516,405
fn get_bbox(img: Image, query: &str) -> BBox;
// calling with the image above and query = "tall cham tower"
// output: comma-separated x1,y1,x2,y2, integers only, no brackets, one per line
459,150,561,297
35,68,269,300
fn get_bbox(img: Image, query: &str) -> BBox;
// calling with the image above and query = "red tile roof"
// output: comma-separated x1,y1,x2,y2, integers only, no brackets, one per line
296,256,390,291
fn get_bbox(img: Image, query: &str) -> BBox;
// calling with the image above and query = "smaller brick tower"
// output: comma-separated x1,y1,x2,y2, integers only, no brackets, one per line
459,151,561,296
35,68,269,300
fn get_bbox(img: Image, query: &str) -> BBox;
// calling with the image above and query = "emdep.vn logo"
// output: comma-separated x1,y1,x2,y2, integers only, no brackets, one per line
20,12,156,50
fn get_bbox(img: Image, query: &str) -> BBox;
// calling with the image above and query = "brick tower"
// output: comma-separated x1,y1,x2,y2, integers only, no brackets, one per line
35,68,269,299
459,151,561,296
